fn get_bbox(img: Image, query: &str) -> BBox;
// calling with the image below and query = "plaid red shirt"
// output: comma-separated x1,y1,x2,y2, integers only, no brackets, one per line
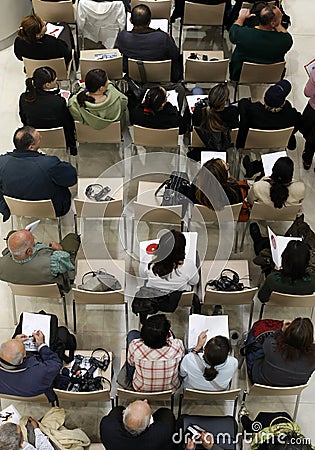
128,338,185,392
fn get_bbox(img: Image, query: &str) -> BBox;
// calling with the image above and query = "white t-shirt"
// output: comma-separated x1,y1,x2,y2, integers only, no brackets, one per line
179,352,238,391
139,258,199,293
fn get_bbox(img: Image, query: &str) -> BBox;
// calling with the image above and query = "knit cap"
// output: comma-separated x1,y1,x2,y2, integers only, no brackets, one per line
264,80,291,108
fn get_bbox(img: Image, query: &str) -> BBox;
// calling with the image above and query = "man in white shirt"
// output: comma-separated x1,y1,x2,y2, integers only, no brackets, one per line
0,421,53,450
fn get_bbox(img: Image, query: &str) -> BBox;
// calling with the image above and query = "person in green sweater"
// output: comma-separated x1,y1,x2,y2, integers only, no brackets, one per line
68,68,129,130
229,5,293,81
258,240,315,303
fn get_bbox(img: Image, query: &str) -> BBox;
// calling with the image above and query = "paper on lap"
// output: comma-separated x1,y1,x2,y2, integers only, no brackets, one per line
188,314,229,348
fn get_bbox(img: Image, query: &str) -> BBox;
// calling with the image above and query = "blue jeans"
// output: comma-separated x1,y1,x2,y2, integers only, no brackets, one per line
126,329,141,381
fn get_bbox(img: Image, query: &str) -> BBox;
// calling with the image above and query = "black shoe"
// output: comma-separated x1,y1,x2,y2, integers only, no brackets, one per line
287,134,297,151
249,222,262,244
212,305,223,315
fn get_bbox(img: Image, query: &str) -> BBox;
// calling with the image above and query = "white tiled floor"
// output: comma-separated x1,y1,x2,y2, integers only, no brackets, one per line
0,0,315,444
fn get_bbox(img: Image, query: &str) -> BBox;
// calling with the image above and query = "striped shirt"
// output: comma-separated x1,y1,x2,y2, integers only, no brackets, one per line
128,338,185,392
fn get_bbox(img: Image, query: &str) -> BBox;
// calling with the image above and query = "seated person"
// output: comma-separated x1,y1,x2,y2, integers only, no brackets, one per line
118,314,185,392
14,14,72,66
247,318,315,387
189,84,239,162
0,229,80,293
130,86,187,134
140,229,199,293
236,80,301,150
247,157,305,208
19,66,77,156
0,420,54,450
189,158,245,209
180,331,238,391
258,240,315,304
68,68,129,130
100,400,176,450
0,331,62,400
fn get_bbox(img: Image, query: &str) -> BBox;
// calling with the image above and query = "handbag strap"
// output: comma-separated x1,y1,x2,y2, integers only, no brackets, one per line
192,352,225,390
155,179,168,197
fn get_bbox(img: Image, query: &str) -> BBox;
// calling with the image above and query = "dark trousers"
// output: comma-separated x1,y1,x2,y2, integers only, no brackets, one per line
126,330,140,381
301,103,315,165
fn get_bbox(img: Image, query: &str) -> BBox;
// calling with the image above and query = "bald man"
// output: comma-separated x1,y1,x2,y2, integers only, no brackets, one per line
0,331,61,400
100,400,177,450
0,229,80,292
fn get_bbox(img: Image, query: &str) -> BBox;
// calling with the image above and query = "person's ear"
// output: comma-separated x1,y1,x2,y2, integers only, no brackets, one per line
25,247,33,256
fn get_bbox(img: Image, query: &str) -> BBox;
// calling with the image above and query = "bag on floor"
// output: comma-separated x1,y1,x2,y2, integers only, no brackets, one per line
155,171,191,216
78,269,121,292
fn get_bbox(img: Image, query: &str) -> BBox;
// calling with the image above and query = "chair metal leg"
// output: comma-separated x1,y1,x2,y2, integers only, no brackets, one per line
179,22,183,53
170,393,175,413
115,394,119,407
123,215,127,251
124,301,129,333
234,82,239,103
57,217,62,242
62,293,68,326
11,292,17,325
74,214,78,235
178,393,183,418
131,217,135,254
233,395,239,419
248,302,254,331
259,302,265,320
72,298,77,333
240,220,250,252
293,393,301,421
234,221,240,253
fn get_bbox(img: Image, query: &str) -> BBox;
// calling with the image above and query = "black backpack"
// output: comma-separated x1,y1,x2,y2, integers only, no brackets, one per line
13,310,77,364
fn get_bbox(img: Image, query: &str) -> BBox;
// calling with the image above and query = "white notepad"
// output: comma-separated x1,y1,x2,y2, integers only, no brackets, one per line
268,226,302,268
188,314,229,348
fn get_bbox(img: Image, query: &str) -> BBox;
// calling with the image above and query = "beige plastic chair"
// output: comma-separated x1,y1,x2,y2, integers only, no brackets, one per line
72,259,126,333
184,58,229,83
179,2,225,51
131,0,171,18
80,52,123,80
116,387,175,411
75,121,124,154
259,291,315,320
54,350,113,405
37,127,73,164
233,61,286,101
22,57,72,84
178,388,241,418
190,127,238,148
8,283,68,326
239,202,302,252
3,196,63,242
128,59,172,83
0,393,48,409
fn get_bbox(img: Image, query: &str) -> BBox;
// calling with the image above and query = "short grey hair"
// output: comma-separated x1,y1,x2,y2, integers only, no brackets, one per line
0,342,24,366
0,423,22,450
8,238,34,258
123,404,150,436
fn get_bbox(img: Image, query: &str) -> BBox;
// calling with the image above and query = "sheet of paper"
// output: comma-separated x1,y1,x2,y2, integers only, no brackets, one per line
201,151,226,166
22,312,51,352
304,58,315,77
0,405,21,425
45,23,64,38
188,314,229,348
167,90,179,110
127,14,168,32
261,151,287,177
186,95,207,113
94,53,118,60
25,220,40,234
268,227,302,268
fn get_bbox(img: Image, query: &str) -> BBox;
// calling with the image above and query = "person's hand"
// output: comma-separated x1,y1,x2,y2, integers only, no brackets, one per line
28,417,39,429
15,334,28,342
282,320,292,333
196,330,208,351
186,437,196,450
32,330,45,347
200,431,214,450
238,8,255,20
49,241,63,251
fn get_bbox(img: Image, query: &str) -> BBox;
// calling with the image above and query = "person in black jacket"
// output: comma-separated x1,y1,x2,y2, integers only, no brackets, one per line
0,126,77,222
14,14,72,66
19,66,77,155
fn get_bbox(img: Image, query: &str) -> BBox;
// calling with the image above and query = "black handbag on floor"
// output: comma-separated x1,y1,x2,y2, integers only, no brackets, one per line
155,171,191,216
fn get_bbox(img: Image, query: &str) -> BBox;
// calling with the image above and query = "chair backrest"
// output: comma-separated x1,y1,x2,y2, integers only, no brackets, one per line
238,61,286,84
177,291,194,307
244,127,294,149
185,58,229,83
130,0,171,18
191,203,243,223
75,121,121,144
32,0,76,22
183,2,225,25
191,127,239,147
23,57,69,80
4,196,57,219
8,283,61,298
38,127,67,148
133,125,179,147
80,56,123,80
183,388,241,402
128,59,172,83
250,202,302,221
268,291,315,307
203,287,258,305
0,393,48,402
117,387,173,402
134,201,182,224
75,199,123,218
248,383,308,397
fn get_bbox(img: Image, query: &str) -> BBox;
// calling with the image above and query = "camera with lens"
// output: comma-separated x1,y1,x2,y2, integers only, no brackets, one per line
67,350,110,392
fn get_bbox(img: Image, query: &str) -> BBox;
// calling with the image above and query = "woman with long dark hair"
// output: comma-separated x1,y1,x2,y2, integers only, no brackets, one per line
19,66,77,155
180,332,237,391
250,317,315,386
68,68,129,129
248,157,305,208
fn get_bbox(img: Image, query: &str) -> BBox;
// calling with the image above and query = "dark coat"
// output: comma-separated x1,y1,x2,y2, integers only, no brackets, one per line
14,34,72,65
0,345,62,399
115,28,181,82
0,150,77,221
19,90,77,154
130,102,181,130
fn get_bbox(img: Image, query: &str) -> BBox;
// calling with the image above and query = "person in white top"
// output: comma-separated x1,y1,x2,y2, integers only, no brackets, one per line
139,230,199,293
0,420,54,450
180,331,238,391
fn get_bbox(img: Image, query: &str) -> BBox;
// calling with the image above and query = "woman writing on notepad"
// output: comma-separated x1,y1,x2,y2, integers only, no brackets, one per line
180,331,237,391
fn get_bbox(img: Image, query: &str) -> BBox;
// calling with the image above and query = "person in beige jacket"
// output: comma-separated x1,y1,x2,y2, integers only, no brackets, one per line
247,157,305,208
